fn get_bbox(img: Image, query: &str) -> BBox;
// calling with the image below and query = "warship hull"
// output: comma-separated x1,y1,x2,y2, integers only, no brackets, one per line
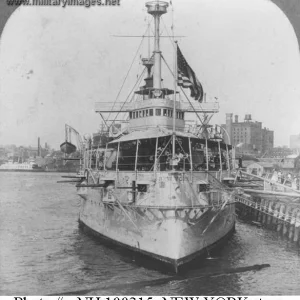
77,171,235,272
78,216,235,272
62,0,237,273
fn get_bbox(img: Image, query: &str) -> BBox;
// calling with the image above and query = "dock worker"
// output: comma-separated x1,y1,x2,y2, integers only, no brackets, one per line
278,170,282,183
271,170,278,182
238,156,243,169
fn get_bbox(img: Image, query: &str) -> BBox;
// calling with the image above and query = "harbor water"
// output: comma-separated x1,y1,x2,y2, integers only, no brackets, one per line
0,172,300,295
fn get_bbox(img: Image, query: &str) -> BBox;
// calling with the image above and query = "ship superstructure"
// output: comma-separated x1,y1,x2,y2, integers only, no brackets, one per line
63,1,236,272
0,159,43,171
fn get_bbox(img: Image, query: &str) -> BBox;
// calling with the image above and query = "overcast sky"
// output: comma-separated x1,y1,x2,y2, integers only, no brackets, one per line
0,0,300,148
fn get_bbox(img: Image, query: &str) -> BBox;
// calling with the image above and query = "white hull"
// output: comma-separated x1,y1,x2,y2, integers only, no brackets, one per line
59,0,237,274
77,171,235,271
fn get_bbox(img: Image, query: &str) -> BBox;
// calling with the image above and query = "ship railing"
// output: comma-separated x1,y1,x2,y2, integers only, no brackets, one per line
83,149,231,183
95,99,219,113
83,151,193,172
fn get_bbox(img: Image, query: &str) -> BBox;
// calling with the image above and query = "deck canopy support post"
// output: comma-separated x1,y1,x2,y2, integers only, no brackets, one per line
188,137,193,179
218,141,222,180
226,143,230,176
116,142,120,171
205,138,209,171
103,143,108,171
135,140,139,171
154,137,158,174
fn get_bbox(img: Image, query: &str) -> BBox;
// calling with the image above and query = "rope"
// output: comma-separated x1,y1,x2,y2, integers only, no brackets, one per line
106,23,152,122
108,67,147,131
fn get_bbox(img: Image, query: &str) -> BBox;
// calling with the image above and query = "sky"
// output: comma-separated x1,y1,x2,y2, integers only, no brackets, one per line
0,0,300,148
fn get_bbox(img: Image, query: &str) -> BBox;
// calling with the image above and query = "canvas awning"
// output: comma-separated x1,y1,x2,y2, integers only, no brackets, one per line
108,127,232,150
108,128,197,143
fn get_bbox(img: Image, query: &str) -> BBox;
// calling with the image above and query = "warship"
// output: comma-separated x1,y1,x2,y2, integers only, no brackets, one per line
61,1,236,272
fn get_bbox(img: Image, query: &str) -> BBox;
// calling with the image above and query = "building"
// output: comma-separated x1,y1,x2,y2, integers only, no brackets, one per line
247,156,297,175
263,146,294,158
246,162,269,176
222,114,274,156
0,137,50,162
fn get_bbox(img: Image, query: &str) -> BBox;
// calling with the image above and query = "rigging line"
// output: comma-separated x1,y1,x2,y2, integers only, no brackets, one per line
161,53,176,83
161,17,176,50
108,67,147,131
107,62,147,125
121,63,150,123
161,53,206,128
127,52,154,104
107,22,152,122
180,87,205,127
98,112,110,131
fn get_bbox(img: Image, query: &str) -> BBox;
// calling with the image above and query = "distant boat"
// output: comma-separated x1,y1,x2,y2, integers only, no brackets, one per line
60,124,82,154
0,159,44,172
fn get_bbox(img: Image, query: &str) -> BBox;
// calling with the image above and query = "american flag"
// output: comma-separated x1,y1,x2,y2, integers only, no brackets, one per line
177,45,204,102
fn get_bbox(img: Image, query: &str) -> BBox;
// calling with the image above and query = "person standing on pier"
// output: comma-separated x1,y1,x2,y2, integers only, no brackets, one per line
278,170,282,183
238,156,243,169
271,169,278,182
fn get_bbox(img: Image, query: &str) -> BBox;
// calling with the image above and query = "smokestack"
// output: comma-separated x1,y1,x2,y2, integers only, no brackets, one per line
244,114,252,122
225,113,233,145
38,137,40,156
235,115,238,123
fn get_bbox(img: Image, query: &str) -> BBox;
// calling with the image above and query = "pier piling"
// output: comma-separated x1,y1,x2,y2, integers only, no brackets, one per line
294,211,300,243
277,204,285,233
258,198,264,223
272,202,280,229
235,191,300,247
283,206,292,237
267,200,273,227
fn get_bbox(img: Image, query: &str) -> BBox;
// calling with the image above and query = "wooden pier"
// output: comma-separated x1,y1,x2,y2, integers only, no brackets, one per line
235,191,300,245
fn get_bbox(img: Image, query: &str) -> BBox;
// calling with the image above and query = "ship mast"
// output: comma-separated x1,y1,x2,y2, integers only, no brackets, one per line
146,1,179,167
146,1,168,89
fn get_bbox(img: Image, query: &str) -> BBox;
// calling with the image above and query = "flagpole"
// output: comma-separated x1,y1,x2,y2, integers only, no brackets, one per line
172,0,177,170
172,41,177,169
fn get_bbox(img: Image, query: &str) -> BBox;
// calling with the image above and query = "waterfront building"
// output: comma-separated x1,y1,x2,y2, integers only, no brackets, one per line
263,146,294,158
222,114,274,156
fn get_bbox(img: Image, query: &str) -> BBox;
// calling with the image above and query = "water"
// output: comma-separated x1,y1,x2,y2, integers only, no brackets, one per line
0,172,300,295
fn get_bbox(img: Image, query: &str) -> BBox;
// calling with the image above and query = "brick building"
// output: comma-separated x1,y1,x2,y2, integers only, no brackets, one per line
222,114,274,156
